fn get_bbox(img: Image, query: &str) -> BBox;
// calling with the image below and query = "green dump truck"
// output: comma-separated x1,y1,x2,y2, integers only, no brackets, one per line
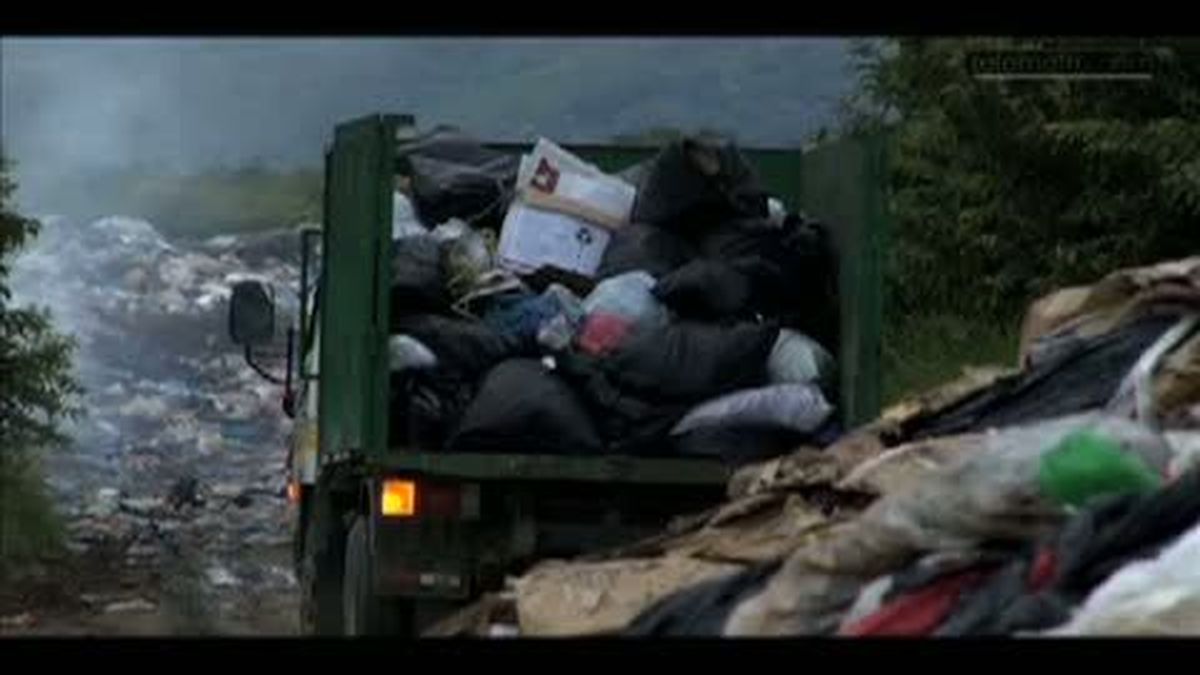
227,114,888,636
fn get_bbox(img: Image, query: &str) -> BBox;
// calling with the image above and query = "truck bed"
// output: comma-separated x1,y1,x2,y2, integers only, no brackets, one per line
375,450,732,485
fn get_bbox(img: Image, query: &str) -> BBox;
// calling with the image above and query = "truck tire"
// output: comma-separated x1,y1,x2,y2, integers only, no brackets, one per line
343,515,415,636
299,484,346,636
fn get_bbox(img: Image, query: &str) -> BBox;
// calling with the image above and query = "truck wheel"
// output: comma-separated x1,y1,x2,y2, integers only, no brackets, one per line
343,515,415,636
299,487,345,635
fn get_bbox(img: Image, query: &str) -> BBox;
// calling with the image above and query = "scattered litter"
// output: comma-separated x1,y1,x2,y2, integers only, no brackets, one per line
488,623,521,638
206,565,240,588
119,497,165,516
0,613,36,629
103,598,157,615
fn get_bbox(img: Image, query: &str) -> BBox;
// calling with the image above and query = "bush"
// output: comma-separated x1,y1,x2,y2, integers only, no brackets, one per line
836,38,1200,401
0,453,63,569
847,37,1200,321
0,154,79,573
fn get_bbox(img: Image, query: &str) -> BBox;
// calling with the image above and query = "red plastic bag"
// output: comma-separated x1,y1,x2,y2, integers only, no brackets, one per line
577,313,634,356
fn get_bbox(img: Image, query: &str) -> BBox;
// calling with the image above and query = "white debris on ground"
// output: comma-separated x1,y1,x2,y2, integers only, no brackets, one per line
7,215,306,634
102,598,158,615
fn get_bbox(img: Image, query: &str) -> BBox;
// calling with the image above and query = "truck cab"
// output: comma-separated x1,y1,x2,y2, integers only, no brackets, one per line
228,113,888,636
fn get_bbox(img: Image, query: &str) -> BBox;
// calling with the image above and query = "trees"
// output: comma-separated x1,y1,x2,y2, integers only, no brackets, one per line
0,153,79,567
843,38,1200,321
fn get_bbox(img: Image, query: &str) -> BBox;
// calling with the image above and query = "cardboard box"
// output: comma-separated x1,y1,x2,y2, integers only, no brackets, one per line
497,202,612,278
516,138,636,230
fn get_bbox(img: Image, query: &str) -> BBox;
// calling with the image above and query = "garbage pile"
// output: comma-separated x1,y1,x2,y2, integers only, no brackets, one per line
387,130,840,463
428,256,1200,637
9,215,302,603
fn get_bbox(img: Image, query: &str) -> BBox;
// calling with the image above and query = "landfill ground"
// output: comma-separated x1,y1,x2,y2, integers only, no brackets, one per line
2,217,304,636
0,537,298,636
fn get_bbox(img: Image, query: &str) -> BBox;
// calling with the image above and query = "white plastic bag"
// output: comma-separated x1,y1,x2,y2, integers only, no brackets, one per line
1046,520,1200,635
388,334,438,372
392,191,428,239
767,329,835,387
672,383,833,435
582,271,668,329
767,198,787,227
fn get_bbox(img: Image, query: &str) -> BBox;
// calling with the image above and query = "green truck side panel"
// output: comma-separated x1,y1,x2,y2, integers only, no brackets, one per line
373,452,731,485
318,115,395,464
321,116,888,469
796,133,889,427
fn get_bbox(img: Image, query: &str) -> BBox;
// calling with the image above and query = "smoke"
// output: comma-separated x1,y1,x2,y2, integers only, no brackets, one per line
1,37,853,210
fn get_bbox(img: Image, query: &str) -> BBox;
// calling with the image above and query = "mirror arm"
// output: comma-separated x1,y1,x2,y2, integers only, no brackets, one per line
244,344,287,385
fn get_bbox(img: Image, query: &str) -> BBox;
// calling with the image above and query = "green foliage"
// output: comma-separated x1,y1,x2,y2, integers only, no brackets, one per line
0,153,79,569
846,38,1200,322
0,452,63,568
882,313,1019,406
835,39,1200,400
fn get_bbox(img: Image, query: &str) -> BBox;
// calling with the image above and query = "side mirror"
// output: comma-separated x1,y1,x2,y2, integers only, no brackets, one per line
229,280,276,347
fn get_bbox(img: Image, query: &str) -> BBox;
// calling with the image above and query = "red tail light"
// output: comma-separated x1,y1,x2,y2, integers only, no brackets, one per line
380,478,475,519
381,479,417,517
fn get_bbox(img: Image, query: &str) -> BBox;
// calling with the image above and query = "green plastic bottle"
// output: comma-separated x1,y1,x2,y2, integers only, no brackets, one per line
1038,429,1163,508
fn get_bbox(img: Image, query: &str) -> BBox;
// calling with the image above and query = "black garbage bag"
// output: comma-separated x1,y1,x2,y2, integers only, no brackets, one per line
555,352,691,456
905,313,1182,441
653,259,754,320
447,359,604,456
607,321,779,402
389,235,449,317
398,128,519,230
626,561,783,636
522,265,597,299
596,222,697,280
699,215,839,347
390,314,514,377
630,136,769,233
617,159,651,188
389,370,477,450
